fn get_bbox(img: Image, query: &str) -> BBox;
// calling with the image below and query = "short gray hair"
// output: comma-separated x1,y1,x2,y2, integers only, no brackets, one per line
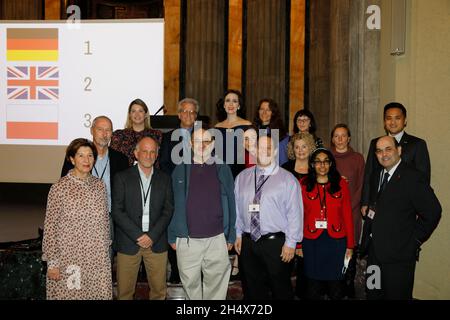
177,98,200,113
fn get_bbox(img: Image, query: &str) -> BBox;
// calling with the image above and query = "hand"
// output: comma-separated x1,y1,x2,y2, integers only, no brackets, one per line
234,237,242,255
137,234,153,249
280,245,295,263
47,267,61,281
170,243,176,250
361,205,368,217
345,248,353,261
227,243,233,251
295,248,303,257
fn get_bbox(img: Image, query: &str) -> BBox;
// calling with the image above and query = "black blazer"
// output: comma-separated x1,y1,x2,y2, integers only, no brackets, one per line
111,166,174,255
361,132,430,206
362,162,440,263
60,147,129,192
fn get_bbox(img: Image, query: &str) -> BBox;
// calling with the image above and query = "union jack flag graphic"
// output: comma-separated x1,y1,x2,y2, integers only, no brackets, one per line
7,66,59,100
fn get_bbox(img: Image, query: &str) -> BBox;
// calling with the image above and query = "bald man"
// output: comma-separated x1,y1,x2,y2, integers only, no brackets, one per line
112,136,174,300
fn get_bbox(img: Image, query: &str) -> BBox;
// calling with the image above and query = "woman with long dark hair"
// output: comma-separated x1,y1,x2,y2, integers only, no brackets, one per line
215,89,252,178
292,109,323,148
253,98,289,166
300,148,354,300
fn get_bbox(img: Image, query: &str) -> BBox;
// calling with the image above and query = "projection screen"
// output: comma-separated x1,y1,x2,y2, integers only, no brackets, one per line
0,19,164,183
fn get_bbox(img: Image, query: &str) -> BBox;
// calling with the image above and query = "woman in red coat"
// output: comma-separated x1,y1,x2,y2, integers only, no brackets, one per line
300,148,354,300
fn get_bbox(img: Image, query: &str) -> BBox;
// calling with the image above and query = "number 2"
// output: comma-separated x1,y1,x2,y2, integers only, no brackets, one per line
84,77,92,91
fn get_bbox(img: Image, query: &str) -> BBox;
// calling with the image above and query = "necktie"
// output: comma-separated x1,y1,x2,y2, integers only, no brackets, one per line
378,172,390,197
250,173,265,241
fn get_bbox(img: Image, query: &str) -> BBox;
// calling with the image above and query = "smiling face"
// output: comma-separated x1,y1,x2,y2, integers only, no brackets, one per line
313,152,331,178
258,102,272,125
134,137,158,170
384,107,407,135
296,115,311,133
91,118,112,149
191,129,214,161
70,146,95,177
178,102,197,129
224,93,240,115
294,139,311,161
257,136,277,167
129,104,147,127
332,127,350,152
375,136,402,171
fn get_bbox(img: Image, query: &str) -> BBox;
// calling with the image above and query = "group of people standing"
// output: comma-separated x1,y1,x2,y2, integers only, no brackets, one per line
42,92,441,301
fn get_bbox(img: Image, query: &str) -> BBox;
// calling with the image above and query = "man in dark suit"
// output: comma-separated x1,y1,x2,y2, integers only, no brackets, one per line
112,136,174,300
60,116,129,260
361,102,431,216
159,97,199,283
159,97,199,174
362,136,441,300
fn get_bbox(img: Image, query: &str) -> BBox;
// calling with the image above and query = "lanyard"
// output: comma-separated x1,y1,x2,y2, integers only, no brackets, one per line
254,167,273,197
138,175,152,208
93,157,109,180
317,183,327,219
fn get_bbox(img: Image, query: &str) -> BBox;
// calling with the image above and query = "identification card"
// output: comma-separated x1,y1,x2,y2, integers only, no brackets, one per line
315,220,328,229
248,204,260,213
367,209,376,220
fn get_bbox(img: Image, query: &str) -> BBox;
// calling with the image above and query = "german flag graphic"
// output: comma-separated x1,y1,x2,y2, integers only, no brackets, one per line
7,28,58,61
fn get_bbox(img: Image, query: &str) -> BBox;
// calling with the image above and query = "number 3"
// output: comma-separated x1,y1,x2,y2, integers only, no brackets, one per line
84,114,92,128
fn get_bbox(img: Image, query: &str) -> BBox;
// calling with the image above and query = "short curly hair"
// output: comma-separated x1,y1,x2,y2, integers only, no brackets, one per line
287,132,316,160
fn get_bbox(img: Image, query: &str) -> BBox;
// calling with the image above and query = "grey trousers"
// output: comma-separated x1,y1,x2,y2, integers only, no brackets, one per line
176,233,231,300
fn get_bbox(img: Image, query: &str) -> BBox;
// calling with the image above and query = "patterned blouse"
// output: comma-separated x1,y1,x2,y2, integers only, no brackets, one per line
110,128,162,166
42,171,112,300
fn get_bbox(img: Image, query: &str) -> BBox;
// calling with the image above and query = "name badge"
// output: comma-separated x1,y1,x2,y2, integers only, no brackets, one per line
315,220,327,229
248,204,260,213
367,209,376,220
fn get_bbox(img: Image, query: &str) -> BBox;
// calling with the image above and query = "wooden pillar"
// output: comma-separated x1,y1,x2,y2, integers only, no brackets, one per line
164,0,181,114
289,0,306,134
228,0,243,91
45,0,60,20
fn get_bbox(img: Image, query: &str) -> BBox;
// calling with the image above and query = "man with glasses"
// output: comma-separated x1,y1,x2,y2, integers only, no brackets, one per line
160,98,199,175
160,98,199,283
168,128,236,300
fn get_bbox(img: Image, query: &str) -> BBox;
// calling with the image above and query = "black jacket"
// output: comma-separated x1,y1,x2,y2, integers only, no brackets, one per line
111,166,174,254
361,132,430,206
361,162,440,263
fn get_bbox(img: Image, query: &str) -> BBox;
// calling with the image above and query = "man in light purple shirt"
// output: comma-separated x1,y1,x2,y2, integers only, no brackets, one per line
234,134,303,299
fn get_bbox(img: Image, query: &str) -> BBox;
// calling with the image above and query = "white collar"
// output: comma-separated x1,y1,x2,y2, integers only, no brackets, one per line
389,130,405,143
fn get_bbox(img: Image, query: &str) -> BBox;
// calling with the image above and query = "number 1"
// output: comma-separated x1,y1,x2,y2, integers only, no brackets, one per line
84,41,92,55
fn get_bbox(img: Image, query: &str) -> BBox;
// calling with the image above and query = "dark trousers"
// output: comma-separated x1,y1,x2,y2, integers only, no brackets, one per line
167,246,180,283
240,233,294,300
306,278,344,300
294,256,307,299
366,243,416,300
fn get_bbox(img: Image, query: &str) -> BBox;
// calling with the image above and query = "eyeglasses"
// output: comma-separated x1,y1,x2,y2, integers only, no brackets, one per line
180,110,197,116
297,118,310,123
225,99,239,104
193,139,213,145
313,160,331,166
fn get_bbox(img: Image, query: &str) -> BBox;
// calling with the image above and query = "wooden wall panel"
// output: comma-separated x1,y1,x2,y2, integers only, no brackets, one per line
184,0,226,123
0,0,43,20
244,0,288,123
